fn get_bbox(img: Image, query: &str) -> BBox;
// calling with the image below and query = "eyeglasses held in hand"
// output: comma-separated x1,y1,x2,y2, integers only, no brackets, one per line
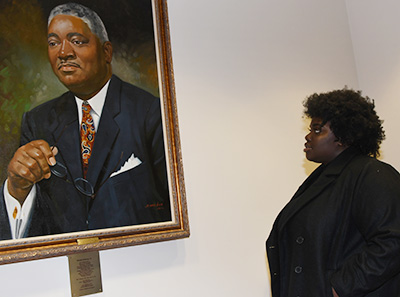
49,122,123,198
50,162,95,197
50,152,123,199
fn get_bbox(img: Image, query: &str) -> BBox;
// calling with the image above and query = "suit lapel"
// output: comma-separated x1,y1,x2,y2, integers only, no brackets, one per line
277,148,359,235
86,76,122,189
48,92,82,181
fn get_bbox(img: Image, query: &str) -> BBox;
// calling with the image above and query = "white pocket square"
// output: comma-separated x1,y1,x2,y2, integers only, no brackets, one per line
110,153,142,178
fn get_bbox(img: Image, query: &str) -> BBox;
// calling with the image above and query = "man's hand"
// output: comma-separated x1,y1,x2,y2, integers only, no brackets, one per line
7,140,57,204
332,287,339,297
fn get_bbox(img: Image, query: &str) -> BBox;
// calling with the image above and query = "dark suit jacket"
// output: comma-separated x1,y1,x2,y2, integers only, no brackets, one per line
0,75,171,239
266,148,400,297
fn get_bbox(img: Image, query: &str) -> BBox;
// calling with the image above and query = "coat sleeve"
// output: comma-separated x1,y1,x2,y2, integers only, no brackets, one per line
1,112,59,238
330,161,400,296
0,184,12,240
0,113,33,240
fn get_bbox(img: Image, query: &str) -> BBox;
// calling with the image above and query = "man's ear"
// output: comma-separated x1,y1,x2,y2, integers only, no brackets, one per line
103,41,113,64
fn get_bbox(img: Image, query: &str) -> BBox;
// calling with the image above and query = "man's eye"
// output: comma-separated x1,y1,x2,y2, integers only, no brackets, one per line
71,39,86,45
48,40,59,47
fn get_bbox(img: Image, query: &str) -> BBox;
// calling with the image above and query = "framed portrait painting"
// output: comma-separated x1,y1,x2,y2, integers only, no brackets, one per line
0,0,189,264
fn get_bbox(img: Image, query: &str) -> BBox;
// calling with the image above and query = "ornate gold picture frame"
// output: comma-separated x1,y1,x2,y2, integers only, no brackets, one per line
0,0,189,264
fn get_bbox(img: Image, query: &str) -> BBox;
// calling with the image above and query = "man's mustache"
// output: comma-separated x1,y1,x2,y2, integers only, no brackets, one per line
57,62,81,69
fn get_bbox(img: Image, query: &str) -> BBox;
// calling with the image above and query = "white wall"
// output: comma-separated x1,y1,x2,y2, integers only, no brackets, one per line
346,0,400,169
2,0,392,296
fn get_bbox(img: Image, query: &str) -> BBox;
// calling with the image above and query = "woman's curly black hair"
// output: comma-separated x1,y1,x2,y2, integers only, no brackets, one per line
303,88,385,157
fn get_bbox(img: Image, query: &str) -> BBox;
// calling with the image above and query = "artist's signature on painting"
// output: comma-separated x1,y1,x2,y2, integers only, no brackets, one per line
145,202,164,210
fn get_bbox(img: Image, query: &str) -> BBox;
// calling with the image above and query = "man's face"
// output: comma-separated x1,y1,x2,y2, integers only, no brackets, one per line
47,15,112,99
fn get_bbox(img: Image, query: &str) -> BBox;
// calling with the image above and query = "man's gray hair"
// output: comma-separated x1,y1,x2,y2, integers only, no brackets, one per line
48,3,109,43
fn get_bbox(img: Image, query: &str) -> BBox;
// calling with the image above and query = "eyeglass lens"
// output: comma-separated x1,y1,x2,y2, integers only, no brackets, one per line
50,163,94,197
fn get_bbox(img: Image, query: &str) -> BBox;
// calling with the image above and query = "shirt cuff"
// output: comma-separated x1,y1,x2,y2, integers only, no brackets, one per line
3,180,36,239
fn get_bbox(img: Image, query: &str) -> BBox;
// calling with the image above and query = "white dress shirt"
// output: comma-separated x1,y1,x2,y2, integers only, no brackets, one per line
3,80,110,239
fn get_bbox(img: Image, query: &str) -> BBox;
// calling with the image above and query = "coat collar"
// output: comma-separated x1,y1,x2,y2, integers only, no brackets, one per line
277,147,361,234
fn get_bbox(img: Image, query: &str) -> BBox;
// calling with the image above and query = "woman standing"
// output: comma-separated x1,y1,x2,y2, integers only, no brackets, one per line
267,89,400,297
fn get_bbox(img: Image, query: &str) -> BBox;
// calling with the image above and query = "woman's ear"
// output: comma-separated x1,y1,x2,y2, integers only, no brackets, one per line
337,140,349,149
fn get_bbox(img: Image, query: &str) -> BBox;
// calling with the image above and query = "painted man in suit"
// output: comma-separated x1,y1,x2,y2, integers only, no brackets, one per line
1,3,171,239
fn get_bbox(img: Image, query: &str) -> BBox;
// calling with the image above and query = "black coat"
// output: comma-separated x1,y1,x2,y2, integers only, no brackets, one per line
266,148,400,297
0,75,171,239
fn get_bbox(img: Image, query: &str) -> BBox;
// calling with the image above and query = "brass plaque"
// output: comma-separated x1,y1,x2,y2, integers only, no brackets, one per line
68,251,103,297
77,237,100,245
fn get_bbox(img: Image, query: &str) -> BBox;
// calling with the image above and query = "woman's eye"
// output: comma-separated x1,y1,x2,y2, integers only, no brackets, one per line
309,127,322,134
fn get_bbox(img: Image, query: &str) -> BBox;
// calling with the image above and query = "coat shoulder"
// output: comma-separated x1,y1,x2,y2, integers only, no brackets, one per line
112,75,159,104
25,92,72,119
349,154,400,181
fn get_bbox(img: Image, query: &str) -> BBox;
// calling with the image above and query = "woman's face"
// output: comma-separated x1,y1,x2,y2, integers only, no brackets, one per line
304,118,347,164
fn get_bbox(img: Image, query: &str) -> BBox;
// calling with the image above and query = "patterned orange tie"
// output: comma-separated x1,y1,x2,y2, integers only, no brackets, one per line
80,101,95,178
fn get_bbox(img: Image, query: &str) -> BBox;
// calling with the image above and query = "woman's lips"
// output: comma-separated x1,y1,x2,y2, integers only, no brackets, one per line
304,144,312,152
